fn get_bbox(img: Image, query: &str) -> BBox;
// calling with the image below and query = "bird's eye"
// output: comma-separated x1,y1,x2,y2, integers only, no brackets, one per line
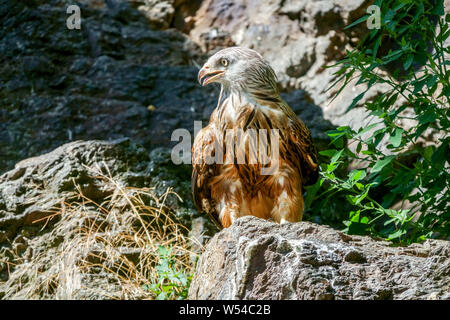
220,58,229,67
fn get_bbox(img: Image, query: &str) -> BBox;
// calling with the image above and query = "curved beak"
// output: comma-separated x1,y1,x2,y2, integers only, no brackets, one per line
198,67,225,87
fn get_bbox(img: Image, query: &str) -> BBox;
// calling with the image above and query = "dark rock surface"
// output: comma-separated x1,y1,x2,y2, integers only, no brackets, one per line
0,139,198,298
0,0,209,173
189,216,450,300
0,0,332,174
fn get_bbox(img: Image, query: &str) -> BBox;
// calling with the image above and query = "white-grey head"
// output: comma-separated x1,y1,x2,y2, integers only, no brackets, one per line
197,47,279,98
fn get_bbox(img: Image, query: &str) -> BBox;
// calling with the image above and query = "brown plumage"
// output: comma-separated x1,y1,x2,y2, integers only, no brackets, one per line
192,47,319,229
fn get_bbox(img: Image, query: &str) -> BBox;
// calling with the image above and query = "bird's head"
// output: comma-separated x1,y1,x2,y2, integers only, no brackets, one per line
198,47,278,94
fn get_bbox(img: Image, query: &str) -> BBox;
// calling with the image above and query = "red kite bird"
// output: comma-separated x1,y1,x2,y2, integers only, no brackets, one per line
192,47,319,229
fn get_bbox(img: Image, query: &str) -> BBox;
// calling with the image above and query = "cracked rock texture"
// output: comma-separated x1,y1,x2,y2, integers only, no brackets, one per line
0,0,333,174
0,138,196,248
0,139,201,299
189,216,450,300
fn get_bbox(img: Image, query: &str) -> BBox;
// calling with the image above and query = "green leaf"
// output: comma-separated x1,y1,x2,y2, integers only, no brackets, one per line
304,178,322,210
382,192,396,207
355,182,364,190
348,222,370,235
373,128,387,147
382,49,404,65
431,141,449,168
157,292,166,300
389,128,403,148
371,155,395,174
423,146,433,162
319,149,338,157
355,189,369,205
346,91,366,112
345,15,369,29
388,228,407,240
157,245,169,257
354,123,380,139
431,2,445,15
372,35,381,58
346,194,358,205
349,210,360,222
441,85,450,98
426,75,438,87
356,141,362,153
414,123,429,140
403,54,414,70
419,111,436,124
349,169,366,182
330,149,345,164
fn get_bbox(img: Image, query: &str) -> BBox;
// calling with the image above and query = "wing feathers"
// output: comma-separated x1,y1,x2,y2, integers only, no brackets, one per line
191,99,319,229
191,125,223,229
285,112,319,186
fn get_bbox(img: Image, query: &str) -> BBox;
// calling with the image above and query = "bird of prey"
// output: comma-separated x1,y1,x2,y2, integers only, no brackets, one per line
192,47,318,229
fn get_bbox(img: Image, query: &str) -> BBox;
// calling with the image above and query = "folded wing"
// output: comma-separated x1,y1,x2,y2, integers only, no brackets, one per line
191,124,223,229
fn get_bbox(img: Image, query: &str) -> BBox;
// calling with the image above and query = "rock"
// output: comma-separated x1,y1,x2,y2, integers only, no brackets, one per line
189,0,369,107
0,139,137,247
0,139,196,248
0,0,209,173
137,0,176,29
199,28,236,53
186,0,445,153
132,0,202,32
189,216,450,300
0,0,332,174
22,56,55,75
0,139,197,299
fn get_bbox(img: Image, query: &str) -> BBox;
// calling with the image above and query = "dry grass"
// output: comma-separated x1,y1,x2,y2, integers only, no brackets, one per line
1,162,199,300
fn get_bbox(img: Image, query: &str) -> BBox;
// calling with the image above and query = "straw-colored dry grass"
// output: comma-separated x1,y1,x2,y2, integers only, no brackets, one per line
1,163,199,300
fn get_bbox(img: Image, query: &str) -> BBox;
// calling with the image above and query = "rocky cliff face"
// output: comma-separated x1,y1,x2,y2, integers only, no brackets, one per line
1,0,449,300
0,0,209,172
0,139,197,299
0,0,333,174
189,216,450,300
185,0,387,130
0,0,334,299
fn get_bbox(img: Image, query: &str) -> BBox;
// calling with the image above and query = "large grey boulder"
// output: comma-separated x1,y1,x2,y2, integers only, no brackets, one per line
0,139,143,245
0,0,332,174
0,139,196,299
189,216,450,300
188,0,369,108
